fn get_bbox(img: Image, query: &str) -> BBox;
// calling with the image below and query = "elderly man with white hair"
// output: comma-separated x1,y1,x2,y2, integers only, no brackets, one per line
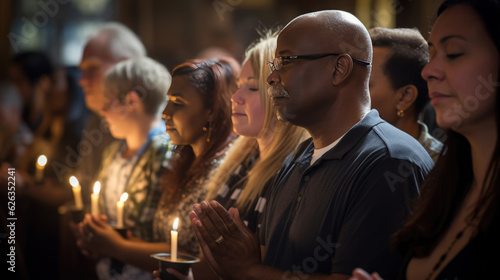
76,22,147,198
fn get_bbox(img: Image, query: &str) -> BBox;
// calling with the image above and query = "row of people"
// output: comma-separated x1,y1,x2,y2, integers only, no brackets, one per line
74,31,309,280
4,14,438,280
4,0,497,278
190,8,432,280
76,20,443,279
191,0,500,280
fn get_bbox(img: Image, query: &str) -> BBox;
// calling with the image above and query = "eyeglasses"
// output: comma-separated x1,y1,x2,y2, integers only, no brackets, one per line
267,53,371,74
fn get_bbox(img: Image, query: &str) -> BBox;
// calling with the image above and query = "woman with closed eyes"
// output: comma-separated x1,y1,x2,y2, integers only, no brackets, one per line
351,0,500,279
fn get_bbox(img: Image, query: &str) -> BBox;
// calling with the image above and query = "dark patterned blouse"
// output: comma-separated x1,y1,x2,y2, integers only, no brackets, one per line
214,155,272,234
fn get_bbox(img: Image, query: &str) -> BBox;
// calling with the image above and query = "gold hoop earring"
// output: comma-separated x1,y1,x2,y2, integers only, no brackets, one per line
202,122,212,143
397,110,405,118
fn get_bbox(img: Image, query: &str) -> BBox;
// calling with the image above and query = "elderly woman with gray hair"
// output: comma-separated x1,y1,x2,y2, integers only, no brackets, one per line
75,56,173,280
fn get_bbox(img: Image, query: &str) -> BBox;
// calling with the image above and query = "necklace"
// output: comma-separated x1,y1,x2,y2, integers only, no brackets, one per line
425,222,471,280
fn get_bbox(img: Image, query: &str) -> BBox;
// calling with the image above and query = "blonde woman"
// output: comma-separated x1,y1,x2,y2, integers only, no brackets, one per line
205,31,308,232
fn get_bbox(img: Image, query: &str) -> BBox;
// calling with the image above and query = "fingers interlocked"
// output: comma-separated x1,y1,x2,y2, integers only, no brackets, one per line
193,201,235,246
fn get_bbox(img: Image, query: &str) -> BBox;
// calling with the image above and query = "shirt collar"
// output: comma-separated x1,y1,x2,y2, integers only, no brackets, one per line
323,110,383,160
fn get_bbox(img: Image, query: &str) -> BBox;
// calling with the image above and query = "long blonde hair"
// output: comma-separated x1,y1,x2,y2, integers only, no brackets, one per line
206,30,308,210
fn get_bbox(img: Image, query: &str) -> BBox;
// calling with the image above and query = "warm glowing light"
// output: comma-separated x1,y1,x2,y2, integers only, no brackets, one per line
91,181,100,216
173,217,179,231
37,155,47,166
120,192,128,202
116,192,128,228
35,155,47,182
69,176,83,210
93,181,101,194
69,176,79,187
171,217,179,261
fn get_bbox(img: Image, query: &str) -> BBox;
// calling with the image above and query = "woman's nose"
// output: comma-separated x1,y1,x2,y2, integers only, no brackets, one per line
421,57,443,82
162,102,173,119
231,88,245,105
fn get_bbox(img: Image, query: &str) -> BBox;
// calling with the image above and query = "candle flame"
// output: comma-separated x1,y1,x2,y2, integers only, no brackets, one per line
120,192,128,202
69,176,79,187
93,181,101,194
37,155,47,166
173,217,179,231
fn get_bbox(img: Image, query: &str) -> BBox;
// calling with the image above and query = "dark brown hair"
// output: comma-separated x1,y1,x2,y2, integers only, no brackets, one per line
369,27,429,117
161,57,239,205
393,0,500,258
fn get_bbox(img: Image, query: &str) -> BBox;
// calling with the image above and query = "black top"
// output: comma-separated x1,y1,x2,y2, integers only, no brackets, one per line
260,110,434,279
400,215,500,279
215,155,271,233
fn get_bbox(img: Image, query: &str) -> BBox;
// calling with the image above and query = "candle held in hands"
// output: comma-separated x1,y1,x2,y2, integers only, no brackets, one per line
171,217,179,261
91,181,101,216
35,155,47,182
69,176,83,209
116,192,128,228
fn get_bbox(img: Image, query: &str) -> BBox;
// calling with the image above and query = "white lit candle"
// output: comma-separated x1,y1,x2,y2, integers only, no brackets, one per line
91,181,101,216
171,217,179,261
69,176,83,209
35,155,47,182
116,192,128,228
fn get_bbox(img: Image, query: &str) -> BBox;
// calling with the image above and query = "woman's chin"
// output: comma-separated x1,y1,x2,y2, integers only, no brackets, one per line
233,127,247,137
166,134,181,146
233,127,260,138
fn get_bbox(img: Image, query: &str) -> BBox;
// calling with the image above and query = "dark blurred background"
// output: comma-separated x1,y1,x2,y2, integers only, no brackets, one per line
1,0,441,77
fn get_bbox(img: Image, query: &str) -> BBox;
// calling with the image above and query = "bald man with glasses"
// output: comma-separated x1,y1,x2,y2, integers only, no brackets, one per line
191,10,433,280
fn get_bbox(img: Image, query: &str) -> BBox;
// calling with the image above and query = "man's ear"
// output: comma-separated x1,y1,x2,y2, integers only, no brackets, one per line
331,54,354,86
396,84,418,112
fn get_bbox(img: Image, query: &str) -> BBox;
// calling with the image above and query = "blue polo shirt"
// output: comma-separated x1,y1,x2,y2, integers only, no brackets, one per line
260,110,434,279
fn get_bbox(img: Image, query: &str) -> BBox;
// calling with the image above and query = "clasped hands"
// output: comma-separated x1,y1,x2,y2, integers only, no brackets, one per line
190,200,262,279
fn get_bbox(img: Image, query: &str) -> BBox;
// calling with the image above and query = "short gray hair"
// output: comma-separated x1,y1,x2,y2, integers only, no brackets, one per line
104,57,171,117
88,22,146,61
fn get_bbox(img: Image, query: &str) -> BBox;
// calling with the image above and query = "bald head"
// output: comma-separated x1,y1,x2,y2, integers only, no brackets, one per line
280,10,372,65
266,10,372,137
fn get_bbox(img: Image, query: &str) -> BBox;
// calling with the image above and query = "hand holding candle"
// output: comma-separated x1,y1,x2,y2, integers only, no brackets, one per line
171,217,179,261
116,192,128,228
35,155,47,183
91,181,100,216
69,176,83,209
